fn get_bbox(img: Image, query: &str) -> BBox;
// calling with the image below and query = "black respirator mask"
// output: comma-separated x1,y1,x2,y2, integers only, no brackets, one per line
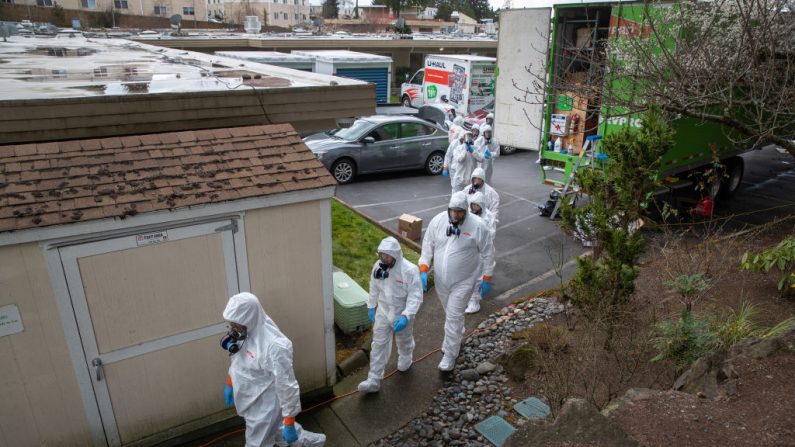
220,328,247,354
447,209,465,236
374,256,396,280
469,180,483,194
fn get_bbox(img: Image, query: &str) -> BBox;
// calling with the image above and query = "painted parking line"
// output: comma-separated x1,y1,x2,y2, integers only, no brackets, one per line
378,203,449,224
496,189,546,209
496,234,556,259
497,213,542,231
353,194,451,209
492,253,591,302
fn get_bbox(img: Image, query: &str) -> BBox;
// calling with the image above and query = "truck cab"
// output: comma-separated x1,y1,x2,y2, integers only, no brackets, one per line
400,69,425,108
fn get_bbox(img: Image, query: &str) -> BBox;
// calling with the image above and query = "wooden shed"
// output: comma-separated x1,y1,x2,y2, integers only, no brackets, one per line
0,124,336,446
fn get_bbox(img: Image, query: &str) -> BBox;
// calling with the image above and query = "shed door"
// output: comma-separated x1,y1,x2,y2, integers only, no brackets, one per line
494,8,552,151
336,67,389,104
60,220,244,446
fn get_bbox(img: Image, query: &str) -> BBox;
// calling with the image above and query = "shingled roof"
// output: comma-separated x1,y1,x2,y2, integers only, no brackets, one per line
0,124,336,233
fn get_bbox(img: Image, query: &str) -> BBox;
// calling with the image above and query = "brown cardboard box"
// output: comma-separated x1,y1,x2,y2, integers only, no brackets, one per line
398,214,423,240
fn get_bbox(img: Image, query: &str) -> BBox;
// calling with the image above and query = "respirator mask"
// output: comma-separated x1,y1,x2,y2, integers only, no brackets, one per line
220,327,247,354
374,254,396,280
447,208,465,237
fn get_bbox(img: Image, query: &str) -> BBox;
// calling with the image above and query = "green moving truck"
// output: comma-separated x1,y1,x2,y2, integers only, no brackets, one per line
496,3,747,199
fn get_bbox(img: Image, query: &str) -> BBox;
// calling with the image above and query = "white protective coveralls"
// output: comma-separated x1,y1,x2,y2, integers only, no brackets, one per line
444,132,465,188
473,125,500,184
448,135,477,195
448,116,465,143
419,192,494,366
361,237,423,389
466,191,497,313
462,167,501,221
223,293,326,447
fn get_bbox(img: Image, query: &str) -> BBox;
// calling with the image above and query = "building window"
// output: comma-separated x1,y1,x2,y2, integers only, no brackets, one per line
282,12,287,19
1,0,15,4
294,0,297,4
80,0,96,8
154,5,166,15
36,0,53,6
274,12,278,19
182,6,194,15
302,14,306,20
113,0,128,9
294,13,298,19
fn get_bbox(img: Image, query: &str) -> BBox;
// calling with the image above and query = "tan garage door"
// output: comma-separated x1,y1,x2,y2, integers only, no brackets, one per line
60,220,246,446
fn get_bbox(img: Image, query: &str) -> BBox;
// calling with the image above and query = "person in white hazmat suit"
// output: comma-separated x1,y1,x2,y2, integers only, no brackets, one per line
221,293,326,447
445,131,477,195
465,191,497,314
358,237,424,393
419,192,495,371
447,116,465,143
473,125,499,184
443,129,465,184
462,167,500,221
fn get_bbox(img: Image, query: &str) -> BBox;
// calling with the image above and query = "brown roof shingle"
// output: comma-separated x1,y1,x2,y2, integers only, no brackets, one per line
0,124,336,233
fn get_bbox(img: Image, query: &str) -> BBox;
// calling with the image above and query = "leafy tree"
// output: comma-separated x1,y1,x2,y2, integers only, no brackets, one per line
322,0,339,19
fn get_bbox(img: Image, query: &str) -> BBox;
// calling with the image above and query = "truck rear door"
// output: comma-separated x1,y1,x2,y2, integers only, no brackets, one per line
495,8,552,151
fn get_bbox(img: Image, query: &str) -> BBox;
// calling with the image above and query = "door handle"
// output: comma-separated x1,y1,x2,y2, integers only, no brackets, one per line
92,357,104,381
421,142,432,146
389,146,400,149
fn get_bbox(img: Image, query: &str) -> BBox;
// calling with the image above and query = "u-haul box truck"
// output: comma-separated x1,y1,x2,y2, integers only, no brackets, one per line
400,54,497,115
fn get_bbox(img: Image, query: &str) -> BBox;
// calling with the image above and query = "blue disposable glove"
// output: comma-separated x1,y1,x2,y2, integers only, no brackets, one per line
368,307,376,322
393,315,409,332
480,278,492,298
223,384,234,407
282,423,298,443
484,150,493,160
442,169,449,177
420,271,429,291
466,143,474,153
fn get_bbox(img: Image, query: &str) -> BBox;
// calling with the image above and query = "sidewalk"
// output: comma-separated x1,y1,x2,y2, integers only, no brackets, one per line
189,289,507,447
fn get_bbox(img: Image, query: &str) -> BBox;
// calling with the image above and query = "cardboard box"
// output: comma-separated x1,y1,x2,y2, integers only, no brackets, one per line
398,214,423,240
576,27,593,48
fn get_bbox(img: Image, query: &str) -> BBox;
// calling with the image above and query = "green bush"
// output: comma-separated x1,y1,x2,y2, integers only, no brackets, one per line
651,310,717,370
665,273,711,311
740,236,795,293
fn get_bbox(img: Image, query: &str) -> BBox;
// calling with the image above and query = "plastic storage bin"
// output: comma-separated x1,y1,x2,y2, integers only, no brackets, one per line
333,271,371,334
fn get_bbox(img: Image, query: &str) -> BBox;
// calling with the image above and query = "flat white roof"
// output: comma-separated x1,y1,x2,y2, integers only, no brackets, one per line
0,35,366,100
291,50,393,63
215,51,314,63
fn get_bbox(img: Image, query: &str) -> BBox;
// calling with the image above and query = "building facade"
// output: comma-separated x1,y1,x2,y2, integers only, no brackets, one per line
221,0,310,27
15,0,209,22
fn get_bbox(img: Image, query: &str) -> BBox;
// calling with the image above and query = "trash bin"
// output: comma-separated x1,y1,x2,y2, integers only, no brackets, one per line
333,271,371,335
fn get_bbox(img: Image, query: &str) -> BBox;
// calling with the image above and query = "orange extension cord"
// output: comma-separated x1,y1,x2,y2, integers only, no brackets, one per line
198,291,548,447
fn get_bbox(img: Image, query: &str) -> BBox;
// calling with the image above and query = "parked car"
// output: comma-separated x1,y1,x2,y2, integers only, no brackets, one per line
303,115,449,184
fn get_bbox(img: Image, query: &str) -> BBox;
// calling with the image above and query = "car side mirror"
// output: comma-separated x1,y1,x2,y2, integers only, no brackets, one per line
363,136,375,144
404,73,409,81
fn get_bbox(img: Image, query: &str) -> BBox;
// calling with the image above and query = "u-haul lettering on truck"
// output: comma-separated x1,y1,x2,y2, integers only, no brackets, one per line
427,60,448,70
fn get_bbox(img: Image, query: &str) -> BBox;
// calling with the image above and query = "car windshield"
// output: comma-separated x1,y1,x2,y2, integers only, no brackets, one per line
328,119,374,141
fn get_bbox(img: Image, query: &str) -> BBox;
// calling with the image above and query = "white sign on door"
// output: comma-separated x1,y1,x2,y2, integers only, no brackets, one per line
136,231,169,247
0,304,24,337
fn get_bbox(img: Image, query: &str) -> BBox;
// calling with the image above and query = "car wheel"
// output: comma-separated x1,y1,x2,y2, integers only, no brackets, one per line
499,145,517,155
331,158,356,184
718,156,744,200
401,95,412,108
425,151,445,175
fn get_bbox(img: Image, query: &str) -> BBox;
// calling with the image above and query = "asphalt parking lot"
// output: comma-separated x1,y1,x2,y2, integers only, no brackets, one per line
336,150,588,305
336,145,795,306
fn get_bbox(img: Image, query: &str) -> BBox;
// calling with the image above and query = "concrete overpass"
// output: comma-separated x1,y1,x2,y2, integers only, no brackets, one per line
133,36,498,83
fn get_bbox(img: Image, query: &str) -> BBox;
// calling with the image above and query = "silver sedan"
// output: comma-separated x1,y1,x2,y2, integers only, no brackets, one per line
303,115,449,184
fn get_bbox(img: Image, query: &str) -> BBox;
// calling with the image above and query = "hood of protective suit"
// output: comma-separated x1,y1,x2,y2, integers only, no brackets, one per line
453,116,465,126
471,167,486,181
223,292,289,352
468,191,487,214
481,124,493,134
377,236,404,267
471,124,480,132
449,191,468,211
486,113,494,119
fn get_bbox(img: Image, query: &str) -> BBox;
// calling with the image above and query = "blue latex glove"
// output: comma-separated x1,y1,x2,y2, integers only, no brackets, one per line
484,150,493,160
368,307,376,322
442,169,449,177
480,278,492,298
223,384,234,407
466,143,474,153
420,271,429,291
282,424,298,443
393,315,409,332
